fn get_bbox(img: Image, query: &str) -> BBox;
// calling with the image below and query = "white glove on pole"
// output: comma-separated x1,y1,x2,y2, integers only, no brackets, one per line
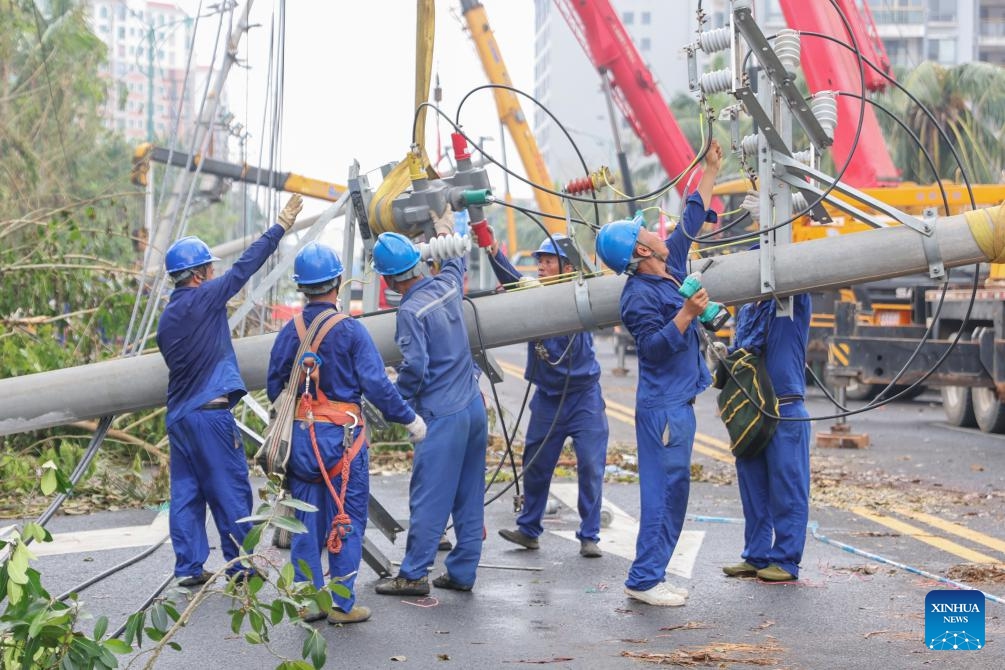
405,415,427,443
278,194,304,231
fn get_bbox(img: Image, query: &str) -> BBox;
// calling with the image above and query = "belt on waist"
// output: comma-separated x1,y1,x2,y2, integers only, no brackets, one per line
777,395,803,406
199,399,230,410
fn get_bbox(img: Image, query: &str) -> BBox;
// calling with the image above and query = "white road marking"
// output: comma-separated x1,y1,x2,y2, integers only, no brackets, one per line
547,482,704,579
31,511,169,557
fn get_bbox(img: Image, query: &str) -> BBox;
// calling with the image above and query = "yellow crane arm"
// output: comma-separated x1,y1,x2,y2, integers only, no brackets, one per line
461,0,565,237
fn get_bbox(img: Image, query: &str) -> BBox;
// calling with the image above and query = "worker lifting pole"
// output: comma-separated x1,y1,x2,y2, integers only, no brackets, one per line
2,204,1003,436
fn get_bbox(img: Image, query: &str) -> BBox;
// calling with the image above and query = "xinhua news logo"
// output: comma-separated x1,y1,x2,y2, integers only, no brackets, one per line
925,590,985,651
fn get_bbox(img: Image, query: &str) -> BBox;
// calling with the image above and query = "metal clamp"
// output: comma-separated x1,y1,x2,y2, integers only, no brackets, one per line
921,208,945,280
575,281,598,331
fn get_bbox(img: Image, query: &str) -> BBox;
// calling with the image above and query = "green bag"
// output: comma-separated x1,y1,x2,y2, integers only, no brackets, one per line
712,348,779,459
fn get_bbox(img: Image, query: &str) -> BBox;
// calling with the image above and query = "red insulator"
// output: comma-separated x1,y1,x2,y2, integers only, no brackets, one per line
565,176,595,195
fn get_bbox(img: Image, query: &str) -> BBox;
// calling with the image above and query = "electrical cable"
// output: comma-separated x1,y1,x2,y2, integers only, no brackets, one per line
56,533,170,602
109,573,175,640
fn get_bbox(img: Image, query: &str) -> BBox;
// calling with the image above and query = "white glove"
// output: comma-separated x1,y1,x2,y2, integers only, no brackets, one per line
405,415,427,443
278,194,304,231
432,207,455,237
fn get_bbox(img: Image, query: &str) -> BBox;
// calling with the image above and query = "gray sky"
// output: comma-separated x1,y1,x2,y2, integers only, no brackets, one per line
183,0,538,218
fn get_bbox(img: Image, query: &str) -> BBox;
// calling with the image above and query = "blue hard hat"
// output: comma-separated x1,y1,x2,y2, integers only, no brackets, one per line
293,242,344,285
595,216,644,275
532,234,569,261
372,232,421,276
165,236,219,274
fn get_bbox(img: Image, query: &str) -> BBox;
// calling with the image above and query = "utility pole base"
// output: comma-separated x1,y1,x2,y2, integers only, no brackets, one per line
816,422,870,449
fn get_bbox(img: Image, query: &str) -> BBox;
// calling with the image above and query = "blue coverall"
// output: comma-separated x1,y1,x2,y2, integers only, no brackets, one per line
267,303,415,613
730,295,812,577
156,224,284,580
620,193,716,592
394,256,488,588
488,250,609,543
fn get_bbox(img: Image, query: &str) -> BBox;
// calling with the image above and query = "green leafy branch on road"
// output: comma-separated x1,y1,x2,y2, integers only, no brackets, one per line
1,471,338,670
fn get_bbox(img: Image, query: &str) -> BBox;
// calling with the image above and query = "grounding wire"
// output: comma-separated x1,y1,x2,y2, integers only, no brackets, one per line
56,533,170,602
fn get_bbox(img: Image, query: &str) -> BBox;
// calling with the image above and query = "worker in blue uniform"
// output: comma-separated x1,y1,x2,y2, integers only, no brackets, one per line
156,194,304,587
372,214,488,596
722,291,812,582
595,139,723,607
487,234,608,558
267,242,426,624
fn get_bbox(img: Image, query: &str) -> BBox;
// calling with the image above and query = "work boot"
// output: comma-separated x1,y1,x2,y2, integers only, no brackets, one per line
438,533,453,551
432,573,472,592
722,561,759,577
498,528,539,550
757,564,797,582
375,575,430,596
327,605,371,624
579,540,602,558
177,572,212,588
623,583,686,607
300,607,326,623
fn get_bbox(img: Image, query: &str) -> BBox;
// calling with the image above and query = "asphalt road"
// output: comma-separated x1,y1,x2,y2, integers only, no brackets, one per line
29,335,1005,669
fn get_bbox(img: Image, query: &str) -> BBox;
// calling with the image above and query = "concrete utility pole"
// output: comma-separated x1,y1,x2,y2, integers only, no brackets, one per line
142,0,255,281
0,206,1000,436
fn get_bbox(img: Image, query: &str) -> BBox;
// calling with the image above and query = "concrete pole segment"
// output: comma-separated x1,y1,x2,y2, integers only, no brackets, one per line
0,210,989,435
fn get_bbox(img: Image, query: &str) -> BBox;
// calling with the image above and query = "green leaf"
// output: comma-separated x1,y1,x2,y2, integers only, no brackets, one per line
247,574,265,596
103,639,132,655
270,599,285,625
150,603,168,632
279,498,318,513
93,615,108,640
167,642,182,651
236,514,271,525
144,627,164,642
270,514,309,535
330,582,352,599
123,612,143,646
304,629,327,669
230,610,246,635
314,589,333,614
162,602,180,622
40,468,58,496
8,544,31,585
248,609,265,636
242,524,263,554
280,562,295,588
23,522,51,543
244,631,262,645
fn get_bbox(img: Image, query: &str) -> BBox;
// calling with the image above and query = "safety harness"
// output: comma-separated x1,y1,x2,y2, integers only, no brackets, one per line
291,311,365,555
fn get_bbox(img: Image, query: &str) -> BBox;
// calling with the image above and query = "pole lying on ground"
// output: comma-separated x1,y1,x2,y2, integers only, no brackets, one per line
1,206,1000,436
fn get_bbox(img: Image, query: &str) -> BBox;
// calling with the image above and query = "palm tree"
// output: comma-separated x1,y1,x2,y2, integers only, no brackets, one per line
878,61,1005,184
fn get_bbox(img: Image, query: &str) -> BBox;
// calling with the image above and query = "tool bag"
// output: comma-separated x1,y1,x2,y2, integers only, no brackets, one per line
255,308,344,478
712,347,779,459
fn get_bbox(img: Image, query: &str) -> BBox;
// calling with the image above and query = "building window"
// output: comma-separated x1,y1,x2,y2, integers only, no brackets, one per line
641,11,651,25
117,26,125,39
99,5,108,19
927,0,956,23
623,11,634,25
640,37,651,51
927,38,956,63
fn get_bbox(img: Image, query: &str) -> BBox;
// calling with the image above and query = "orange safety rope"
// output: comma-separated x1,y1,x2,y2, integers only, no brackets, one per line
298,358,364,555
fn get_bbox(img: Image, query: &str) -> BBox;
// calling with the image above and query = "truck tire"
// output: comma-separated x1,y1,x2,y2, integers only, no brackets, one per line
272,527,292,549
972,386,1005,433
941,385,976,427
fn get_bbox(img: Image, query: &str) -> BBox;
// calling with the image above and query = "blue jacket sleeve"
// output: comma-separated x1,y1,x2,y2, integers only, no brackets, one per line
487,249,523,286
202,224,284,310
437,255,467,289
352,324,416,425
666,193,717,278
394,310,429,406
266,322,296,403
622,291,688,361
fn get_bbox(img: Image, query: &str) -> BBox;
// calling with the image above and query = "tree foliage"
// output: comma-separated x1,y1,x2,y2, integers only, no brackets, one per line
877,61,1005,184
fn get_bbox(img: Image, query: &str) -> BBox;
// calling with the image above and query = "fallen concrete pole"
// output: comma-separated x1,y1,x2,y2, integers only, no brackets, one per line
0,206,999,435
